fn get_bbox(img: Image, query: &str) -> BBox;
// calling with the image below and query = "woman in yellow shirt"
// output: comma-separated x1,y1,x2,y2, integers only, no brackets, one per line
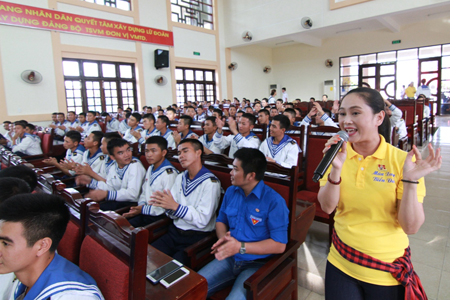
318,87,442,300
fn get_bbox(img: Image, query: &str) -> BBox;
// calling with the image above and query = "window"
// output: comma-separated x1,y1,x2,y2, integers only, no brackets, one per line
175,67,216,106
82,0,131,11
171,0,213,30
62,59,137,114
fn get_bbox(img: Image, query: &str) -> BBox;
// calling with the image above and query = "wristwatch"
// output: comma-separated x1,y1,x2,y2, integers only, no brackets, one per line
239,242,246,254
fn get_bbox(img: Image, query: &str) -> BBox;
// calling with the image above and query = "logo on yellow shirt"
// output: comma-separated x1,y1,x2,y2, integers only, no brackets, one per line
378,164,386,171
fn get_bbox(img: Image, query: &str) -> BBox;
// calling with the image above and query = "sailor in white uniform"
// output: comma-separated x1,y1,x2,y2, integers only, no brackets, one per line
155,115,176,149
384,98,408,139
259,115,300,168
11,122,43,156
83,112,103,137
66,111,81,132
137,113,160,145
81,131,105,176
124,136,179,227
198,116,223,154
54,113,71,139
123,113,144,144
118,112,131,135
173,115,199,147
150,139,221,265
101,112,120,133
213,113,261,158
83,139,146,211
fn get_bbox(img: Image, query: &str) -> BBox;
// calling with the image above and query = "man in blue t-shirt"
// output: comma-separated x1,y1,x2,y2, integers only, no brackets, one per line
0,193,104,300
198,148,289,299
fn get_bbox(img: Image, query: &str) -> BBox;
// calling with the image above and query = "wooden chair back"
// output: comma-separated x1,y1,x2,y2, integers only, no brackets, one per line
80,202,149,300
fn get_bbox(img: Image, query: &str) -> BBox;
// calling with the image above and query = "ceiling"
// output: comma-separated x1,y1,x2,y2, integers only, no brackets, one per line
244,2,450,48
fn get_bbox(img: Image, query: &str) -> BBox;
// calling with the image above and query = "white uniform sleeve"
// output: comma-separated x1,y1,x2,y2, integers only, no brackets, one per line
299,116,311,127
166,133,176,149
322,115,339,128
94,163,146,202
55,127,66,136
170,179,221,230
234,133,261,149
12,136,33,154
141,170,178,216
52,292,104,300
213,132,232,150
389,105,402,126
277,142,299,168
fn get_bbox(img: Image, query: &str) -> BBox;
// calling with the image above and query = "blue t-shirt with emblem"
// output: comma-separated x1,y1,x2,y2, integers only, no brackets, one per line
216,180,289,261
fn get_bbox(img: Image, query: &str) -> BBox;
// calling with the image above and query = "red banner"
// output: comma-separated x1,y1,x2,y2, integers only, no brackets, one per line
0,1,173,46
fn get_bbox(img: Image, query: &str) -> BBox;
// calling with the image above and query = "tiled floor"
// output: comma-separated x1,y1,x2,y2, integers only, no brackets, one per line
297,115,450,300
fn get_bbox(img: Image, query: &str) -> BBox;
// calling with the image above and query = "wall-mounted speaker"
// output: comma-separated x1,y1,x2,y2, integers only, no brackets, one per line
154,49,169,70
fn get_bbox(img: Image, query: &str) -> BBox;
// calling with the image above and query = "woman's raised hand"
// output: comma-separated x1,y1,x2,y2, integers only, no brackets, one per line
403,144,442,181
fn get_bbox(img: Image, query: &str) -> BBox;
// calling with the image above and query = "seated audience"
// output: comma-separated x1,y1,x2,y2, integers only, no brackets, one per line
194,106,206,122
298,102,338,130
0,193,104,300
43,130,85,176
102,112,120,133
198,148,289,299
259,115,301,168
384,98,407,140
10,121,43,157
137,113,159,145
155,115,176,149
76,132,121,182
174,115,198,146
123,112,144,144
119,112,131,135
214,113,261,158
80,131,105,176
150,139,221,265
123,136,179,227
78,139,146,211
198,116,222,154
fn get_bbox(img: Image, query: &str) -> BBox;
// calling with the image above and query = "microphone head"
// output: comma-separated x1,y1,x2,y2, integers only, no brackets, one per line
337,130,349,142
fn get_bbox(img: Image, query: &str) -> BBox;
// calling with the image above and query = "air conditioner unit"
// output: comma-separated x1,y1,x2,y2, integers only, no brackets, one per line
323,79,336,100
269,84,278,95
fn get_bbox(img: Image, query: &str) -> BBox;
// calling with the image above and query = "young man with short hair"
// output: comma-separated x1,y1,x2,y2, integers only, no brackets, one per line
50,112,58,126
75,112,88,134
198,148,289,299
11,121,43,156
173,115,198,146
67,111,81,131
78,139,146,211
0,165,38,191
119,112,131,135
123,112,144,144
0,193,104,300
124,136,179,227
54,113,71,140
214,113,261,158
194,106,206,122
83,111,103,137
282,87,288,102
43,130,85,176
185,106,196,119
101,112,120,133
155,115,176,149
257,109,271,139
80,131,105,176
166,107,178,121
76,132,121,183
270,107,279,118
276,99,284,113
150,139,221,265
299,102,338,129
136,113,159,145
198,116,222,154
259,115,301,168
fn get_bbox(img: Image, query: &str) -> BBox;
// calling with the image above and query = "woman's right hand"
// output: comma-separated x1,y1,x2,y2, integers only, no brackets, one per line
323,134,347,170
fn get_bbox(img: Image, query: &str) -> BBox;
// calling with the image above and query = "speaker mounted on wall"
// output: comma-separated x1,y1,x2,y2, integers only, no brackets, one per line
154,49,169,70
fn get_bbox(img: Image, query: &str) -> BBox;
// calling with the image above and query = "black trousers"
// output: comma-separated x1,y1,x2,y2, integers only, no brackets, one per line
151,224,211,266
99,200,136,211
128,213,166,228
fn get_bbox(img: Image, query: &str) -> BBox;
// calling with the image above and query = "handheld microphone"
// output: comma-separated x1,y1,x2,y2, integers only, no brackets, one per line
312,131,349,183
